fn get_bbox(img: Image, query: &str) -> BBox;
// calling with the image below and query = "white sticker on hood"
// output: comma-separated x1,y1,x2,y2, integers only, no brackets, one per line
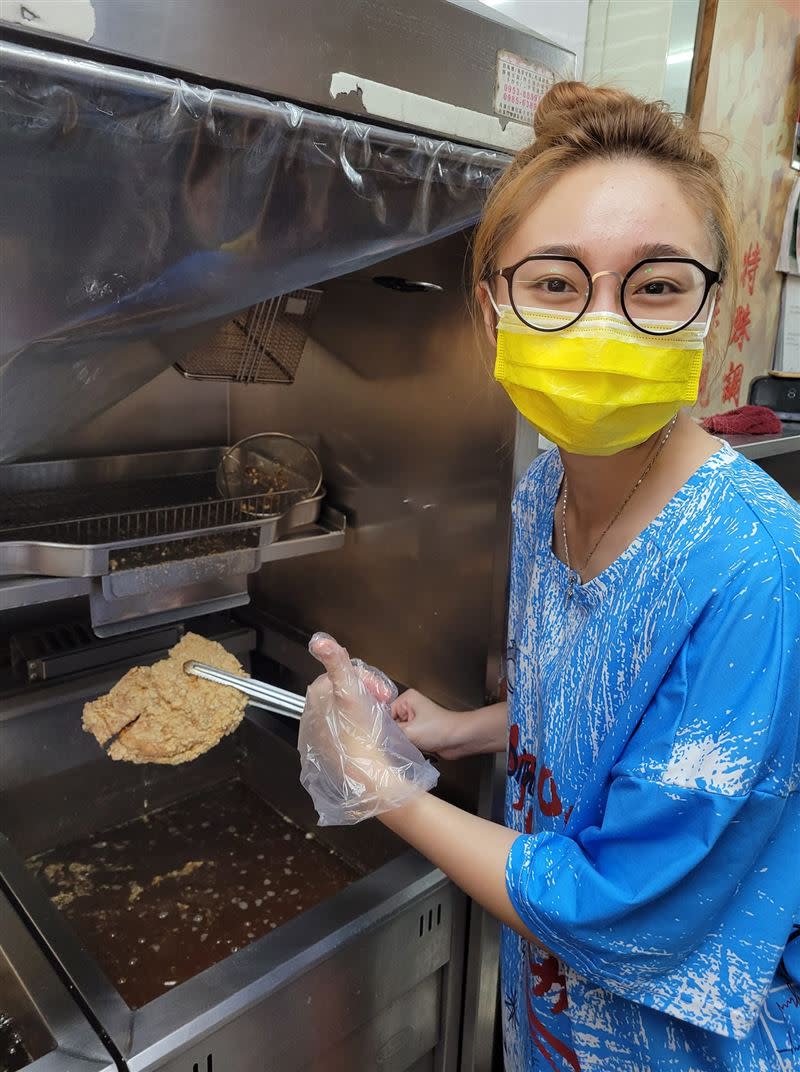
329,71,531,152
0,0,96,42
495,50,556,125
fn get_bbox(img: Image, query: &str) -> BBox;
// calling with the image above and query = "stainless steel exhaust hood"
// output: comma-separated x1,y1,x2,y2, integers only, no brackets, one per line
0,39,510,461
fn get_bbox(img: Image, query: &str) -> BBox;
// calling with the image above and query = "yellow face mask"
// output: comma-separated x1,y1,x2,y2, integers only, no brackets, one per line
494,308,705,456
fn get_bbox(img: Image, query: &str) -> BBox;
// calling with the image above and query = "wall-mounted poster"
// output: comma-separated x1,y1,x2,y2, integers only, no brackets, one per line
693,0,800,416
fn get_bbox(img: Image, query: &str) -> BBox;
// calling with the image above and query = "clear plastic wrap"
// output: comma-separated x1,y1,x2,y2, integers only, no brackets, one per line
299,633,439,826
0,41,508,461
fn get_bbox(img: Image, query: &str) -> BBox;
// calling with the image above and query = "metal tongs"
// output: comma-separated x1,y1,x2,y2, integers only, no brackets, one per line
184,661,304,721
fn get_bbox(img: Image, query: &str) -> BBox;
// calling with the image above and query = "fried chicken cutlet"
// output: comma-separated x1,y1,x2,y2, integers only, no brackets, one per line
82,633,248,764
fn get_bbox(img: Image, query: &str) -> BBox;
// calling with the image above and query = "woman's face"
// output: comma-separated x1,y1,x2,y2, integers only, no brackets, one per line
481,158,718,341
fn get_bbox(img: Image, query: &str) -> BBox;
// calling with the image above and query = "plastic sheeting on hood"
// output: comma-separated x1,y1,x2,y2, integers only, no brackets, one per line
0,41,511,461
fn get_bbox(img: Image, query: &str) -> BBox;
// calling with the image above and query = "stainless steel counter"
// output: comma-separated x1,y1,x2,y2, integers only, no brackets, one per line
724,425,800,460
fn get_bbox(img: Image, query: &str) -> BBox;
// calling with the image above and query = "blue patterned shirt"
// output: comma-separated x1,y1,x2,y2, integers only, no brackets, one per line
501,442,800,1071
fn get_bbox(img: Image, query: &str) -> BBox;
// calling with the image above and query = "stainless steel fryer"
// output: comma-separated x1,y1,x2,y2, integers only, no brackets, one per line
0,623,464,1072
0,882,118,1071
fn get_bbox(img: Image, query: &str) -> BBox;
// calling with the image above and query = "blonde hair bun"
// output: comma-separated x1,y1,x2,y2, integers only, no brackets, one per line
532,81,631,146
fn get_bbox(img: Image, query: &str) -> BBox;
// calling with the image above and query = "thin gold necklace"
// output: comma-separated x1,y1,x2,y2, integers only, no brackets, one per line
561,415,678,600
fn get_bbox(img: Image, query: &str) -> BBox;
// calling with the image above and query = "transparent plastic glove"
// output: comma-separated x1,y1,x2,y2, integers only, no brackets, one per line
298,632,439,826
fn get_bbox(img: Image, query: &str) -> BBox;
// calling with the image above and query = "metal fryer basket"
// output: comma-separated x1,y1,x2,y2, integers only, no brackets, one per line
174,288,322,384
216,432,323,516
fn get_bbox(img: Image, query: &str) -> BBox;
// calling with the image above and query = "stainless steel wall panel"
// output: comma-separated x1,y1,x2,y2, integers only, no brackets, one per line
232,234,516,711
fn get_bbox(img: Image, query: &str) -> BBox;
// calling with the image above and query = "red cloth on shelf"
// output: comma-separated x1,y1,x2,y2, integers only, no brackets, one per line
701,404,783,435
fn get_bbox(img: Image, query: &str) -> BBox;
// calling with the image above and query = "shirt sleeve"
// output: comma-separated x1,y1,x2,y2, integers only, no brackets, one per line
505,568,800,1040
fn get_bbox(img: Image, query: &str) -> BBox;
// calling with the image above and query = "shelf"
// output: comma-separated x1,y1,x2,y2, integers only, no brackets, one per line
0,575,92,612
0,509,346,616
256,509,346,563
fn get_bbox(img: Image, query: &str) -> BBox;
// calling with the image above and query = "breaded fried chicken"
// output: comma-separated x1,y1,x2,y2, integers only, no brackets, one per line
82,634,248,765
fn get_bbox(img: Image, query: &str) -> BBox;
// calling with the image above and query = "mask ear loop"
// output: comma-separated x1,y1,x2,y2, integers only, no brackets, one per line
481,279,503,319
701,284,721,339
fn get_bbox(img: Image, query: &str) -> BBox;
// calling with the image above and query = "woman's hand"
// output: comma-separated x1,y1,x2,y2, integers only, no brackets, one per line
391,690,470,761
298,633,439,826
393,692,510,761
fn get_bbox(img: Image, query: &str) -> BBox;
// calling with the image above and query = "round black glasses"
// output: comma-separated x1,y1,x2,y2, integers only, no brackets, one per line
486,255,721,336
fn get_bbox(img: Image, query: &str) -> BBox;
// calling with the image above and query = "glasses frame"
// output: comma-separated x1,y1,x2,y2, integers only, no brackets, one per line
487,254,721,336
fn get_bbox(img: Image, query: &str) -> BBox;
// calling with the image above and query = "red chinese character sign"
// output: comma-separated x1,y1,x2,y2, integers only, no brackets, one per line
722,361,744,407
740,242,761,296
691,0,796,420
729,303,751,351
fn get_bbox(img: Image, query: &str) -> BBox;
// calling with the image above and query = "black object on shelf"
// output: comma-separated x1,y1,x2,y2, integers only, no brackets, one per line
749,373,800,422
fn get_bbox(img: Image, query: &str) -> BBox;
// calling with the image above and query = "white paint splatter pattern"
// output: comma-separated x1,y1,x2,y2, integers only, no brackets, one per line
663,728,758,795
501,443,800,1070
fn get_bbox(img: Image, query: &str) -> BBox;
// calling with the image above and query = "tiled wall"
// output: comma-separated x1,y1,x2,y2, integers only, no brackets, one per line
582,0,699,110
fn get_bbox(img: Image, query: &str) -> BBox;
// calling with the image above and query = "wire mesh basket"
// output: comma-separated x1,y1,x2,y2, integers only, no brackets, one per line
216,433,323,518
174,288,322,384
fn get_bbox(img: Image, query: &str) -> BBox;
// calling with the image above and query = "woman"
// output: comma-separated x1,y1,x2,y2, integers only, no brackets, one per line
299,83,800,1070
